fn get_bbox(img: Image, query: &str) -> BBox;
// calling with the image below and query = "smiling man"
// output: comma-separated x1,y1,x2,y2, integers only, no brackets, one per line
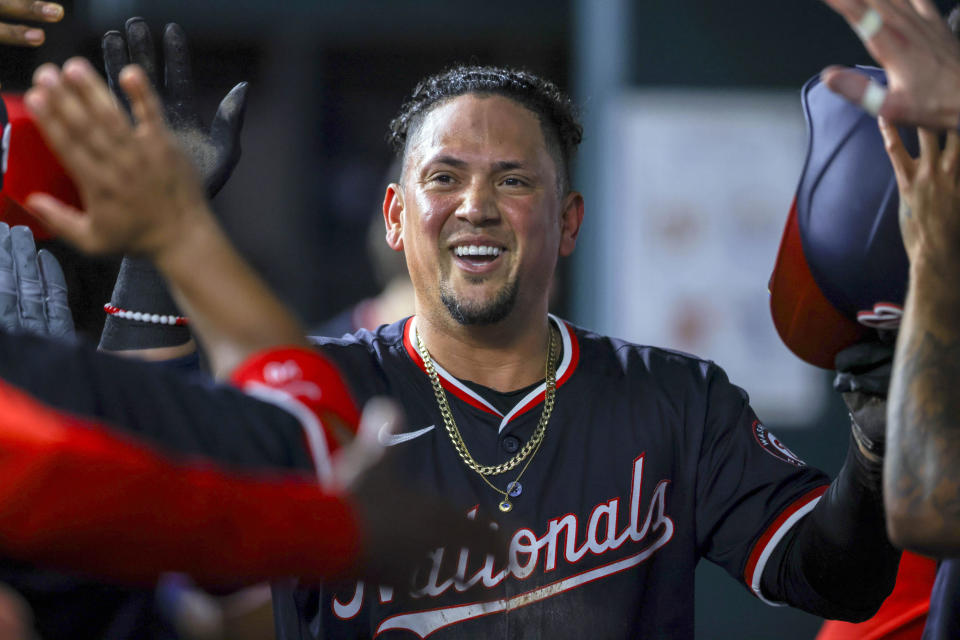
1,60,903,638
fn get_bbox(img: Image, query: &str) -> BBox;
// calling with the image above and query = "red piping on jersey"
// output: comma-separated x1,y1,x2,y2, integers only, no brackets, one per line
402,318,499,416
402,316,581,427
0,377,362,587
743,484,829,598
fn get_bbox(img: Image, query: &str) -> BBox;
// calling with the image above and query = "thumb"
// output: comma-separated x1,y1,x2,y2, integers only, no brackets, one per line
821,65,889,118
329,397,402,492
205,81,248,197
210,81,248,152
24,193,91,252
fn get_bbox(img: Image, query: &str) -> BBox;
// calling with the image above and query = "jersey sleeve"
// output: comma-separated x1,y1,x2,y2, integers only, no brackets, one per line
230,345,362,484
694,362,830,604
0,376,362,587
0,331,316,474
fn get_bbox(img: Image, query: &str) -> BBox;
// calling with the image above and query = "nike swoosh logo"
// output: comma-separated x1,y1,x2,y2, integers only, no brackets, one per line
378,424,435,446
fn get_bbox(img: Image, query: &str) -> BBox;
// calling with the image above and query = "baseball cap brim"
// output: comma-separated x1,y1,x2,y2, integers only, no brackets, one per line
769,197,867,370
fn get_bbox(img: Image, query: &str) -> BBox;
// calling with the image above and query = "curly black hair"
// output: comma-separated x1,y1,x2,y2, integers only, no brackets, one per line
388,65,583,193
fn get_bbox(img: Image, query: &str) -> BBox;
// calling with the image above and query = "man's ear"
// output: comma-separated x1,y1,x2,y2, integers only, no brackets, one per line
558,191,584,257
383,183,404,251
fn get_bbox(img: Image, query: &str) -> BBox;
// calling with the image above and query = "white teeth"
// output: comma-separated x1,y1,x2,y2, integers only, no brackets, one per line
455,245,501,257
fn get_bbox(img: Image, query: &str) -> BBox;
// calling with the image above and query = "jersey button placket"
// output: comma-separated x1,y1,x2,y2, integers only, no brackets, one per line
501,435,521,453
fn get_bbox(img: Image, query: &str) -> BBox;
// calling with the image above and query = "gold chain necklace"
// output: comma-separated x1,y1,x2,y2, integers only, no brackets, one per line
415,324,558,512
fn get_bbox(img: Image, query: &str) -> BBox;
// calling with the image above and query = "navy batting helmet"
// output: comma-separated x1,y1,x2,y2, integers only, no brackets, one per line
769,67,917,370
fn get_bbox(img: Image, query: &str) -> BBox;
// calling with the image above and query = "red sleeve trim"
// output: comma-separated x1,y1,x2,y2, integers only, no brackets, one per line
0,378,362,587
743,484,829,605
230,346,361,482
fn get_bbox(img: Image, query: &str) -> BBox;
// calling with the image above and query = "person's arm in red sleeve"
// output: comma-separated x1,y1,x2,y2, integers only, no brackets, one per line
0,376,505,589
0,376,360,587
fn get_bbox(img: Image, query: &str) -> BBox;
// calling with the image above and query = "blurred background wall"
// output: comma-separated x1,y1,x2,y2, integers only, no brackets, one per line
0,1,937,637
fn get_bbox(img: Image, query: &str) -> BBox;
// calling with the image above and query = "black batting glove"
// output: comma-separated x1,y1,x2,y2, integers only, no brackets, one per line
0,224,74,339
99,18,248,352
102,17,248,198
834,335,895,463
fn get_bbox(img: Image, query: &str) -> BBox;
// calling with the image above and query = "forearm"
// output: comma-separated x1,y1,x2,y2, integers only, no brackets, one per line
0,331,315,472
885,258,960,554
153,209,310,378
0,378,361,587
761,436,899,620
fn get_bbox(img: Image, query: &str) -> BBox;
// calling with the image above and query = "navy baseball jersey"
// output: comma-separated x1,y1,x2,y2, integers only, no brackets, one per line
272,316,830,639
924,559,960,640
0,318,832,638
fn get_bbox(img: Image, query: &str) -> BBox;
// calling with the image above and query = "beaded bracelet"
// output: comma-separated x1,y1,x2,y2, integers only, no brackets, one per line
103,303,189,326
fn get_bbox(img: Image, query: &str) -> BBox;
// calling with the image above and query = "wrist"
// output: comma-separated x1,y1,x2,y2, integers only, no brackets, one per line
151,206,221,276
910,256,960,295
850,414,885,466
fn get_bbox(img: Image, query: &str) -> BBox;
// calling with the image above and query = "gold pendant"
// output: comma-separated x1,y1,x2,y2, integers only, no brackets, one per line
498,499,513,512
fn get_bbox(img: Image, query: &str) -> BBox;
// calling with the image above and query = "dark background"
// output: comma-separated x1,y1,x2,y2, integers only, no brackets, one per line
1,1,937,637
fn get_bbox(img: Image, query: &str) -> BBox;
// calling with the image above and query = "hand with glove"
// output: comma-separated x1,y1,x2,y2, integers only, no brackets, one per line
0,222,72,339
102,17,248,199
834,334,895,466
98,18,248,355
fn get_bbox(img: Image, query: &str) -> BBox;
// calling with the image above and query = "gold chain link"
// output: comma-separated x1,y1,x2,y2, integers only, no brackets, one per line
415,325,558,479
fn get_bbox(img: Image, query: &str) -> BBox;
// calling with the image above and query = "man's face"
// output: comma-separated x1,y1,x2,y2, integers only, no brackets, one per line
384,93,582,328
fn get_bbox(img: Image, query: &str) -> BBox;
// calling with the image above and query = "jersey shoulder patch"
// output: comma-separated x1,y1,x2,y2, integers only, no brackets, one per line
752,420,805,467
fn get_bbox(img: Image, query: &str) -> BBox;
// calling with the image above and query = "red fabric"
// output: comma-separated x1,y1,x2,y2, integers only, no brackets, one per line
231,345,361,452
0,93,82,240
0,378,362,587
816,551,937,640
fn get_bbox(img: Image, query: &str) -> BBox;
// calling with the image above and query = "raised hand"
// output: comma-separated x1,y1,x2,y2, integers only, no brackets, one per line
0,223,73,338
102,18,248,197
0,0,62,48
879,119,960,269
820,0,960,129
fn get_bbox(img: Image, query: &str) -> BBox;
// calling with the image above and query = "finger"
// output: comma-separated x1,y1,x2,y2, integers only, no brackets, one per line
24,84,108,190
162,22,200,127
821,66,889,117
0,22,44,46
0,0,63,21
833,0,917,68
33,61,120,167
866,0,925,41
119,65,166,131
102,29,131,113
210,81,248,148
23,194,92,253
878,116,915,184
123,17,158,89
10,225,46,334
821,0,871,25
61,57,131,145
918,126,940,169
0,223,21,333
908,0,940,21
941,130,960,176
37,249,74,338
206,81,248,196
